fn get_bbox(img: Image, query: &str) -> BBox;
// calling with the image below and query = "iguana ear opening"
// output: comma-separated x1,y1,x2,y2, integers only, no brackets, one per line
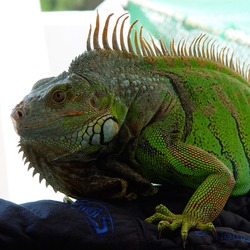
89,95,99,109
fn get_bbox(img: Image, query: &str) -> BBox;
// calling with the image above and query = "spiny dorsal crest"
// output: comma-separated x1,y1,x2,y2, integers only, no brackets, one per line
87,12,250,83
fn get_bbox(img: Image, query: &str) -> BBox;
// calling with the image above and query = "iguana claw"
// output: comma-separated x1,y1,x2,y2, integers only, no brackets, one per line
146,204,216,248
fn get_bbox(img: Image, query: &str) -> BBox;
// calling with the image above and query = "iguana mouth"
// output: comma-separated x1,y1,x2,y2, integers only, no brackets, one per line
12,110,119,149
11,108,85,130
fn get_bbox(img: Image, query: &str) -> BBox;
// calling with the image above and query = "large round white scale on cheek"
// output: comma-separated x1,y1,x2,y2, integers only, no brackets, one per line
102,118,119,144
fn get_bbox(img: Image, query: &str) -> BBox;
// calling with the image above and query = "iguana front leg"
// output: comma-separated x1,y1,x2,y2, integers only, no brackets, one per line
135,124,235,245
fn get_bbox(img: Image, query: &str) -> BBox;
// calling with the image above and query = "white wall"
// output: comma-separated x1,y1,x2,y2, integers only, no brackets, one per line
0,0,61,203
0,0,126,203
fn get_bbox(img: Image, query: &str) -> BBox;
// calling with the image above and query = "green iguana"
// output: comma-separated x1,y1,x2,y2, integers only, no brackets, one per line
11,13,250,246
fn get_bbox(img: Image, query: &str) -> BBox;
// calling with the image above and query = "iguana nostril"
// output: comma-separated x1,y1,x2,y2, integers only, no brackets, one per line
11,107,25,120
17,110,24,118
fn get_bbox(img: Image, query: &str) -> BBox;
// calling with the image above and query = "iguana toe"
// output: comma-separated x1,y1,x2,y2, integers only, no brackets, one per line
146,204,216,248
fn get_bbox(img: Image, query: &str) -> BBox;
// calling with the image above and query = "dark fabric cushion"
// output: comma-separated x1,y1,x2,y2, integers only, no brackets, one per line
0,185,249,249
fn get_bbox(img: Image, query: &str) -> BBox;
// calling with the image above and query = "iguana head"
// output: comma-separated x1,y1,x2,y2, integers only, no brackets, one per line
11,71,120,162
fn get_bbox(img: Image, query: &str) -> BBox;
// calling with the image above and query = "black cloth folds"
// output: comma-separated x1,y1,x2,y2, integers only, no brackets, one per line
0,185,249,249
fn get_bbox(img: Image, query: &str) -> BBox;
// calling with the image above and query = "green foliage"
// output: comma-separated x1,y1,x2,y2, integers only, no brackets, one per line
40,0,103,11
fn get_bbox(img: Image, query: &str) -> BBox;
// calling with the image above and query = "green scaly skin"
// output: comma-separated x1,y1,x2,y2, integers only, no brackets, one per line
11,14,250,246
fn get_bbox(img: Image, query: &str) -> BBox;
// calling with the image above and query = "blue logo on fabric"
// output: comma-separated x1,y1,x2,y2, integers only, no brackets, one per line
72,200,114,237
195,230,250,243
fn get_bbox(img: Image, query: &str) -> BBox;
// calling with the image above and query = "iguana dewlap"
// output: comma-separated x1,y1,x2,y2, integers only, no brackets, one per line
11,13,250,245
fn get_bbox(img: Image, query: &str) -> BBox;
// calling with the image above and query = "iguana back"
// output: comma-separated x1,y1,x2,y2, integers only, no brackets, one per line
146,55,250,196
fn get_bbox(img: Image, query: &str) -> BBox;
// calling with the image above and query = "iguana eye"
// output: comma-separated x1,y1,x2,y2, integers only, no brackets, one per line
52,90,67,103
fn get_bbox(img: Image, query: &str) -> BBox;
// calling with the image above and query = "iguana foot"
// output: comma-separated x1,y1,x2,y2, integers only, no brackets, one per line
146,204,216,248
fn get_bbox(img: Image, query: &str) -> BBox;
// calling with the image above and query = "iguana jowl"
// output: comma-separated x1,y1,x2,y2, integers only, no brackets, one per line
11,13,250,243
